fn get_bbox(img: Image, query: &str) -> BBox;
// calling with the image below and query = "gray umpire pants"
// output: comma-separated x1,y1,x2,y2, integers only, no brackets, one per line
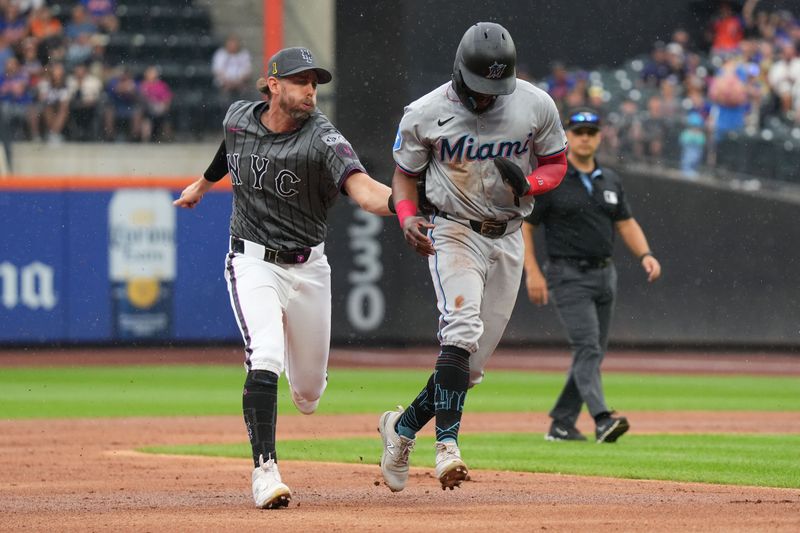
546,259,617,426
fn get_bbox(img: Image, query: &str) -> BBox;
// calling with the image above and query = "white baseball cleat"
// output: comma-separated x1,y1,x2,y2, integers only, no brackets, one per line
435,441,468,490
378,406,416,492
251,454,291,509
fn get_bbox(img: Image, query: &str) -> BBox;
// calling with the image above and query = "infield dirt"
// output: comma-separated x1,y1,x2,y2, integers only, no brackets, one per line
1,347,799,532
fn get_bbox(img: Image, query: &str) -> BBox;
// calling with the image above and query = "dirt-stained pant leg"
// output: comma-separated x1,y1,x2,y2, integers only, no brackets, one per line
428,217,524,384
468,229,524,386
429,217,487,355
284,244,331,414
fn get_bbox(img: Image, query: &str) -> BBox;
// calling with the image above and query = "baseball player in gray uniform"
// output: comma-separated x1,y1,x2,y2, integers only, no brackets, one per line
175,47,392,509
379,22,568,492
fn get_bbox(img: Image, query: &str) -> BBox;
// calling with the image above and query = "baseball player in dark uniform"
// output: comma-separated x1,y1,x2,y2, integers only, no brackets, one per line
522,108,661,443
175,47,392,509
379,22,568,492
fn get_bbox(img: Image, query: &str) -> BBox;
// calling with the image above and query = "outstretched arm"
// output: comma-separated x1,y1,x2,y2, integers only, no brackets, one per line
343,171,393,216
174,139,227,208
173,177,216,208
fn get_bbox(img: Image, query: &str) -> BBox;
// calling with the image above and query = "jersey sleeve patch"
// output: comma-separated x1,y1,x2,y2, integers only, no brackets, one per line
393,127,403,151
322,132,346,146
335,143,356,158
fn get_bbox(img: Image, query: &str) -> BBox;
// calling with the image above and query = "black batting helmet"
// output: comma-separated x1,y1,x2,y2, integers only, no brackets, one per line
452,22,516,111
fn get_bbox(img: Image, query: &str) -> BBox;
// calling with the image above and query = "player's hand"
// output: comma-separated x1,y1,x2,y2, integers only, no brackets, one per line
641,255,661,283
525,271,548,306
493,157,531,197
402,215,435,256
173,180,208,209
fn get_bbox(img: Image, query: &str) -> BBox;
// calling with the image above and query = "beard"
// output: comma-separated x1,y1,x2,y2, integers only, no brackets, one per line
279,95,314,122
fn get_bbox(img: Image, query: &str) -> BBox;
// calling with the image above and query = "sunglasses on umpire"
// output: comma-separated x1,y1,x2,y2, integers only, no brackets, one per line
568,111,600,126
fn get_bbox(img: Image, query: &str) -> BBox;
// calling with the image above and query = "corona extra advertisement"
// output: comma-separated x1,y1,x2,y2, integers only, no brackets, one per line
108,189,176,340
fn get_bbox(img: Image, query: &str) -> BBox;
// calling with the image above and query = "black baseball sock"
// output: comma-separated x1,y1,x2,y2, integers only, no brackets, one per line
242,369,279,468
396,373,436,439
434,345,470,443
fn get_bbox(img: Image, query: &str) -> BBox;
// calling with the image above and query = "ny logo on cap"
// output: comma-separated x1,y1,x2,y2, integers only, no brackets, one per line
486,61,507,79
300,48,313,64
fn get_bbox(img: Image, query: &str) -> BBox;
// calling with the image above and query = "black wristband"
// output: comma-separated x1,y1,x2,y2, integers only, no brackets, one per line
639,251,654,261
388,194,396,214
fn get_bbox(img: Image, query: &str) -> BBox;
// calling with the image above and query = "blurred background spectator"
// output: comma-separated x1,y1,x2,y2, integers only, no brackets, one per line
1,3,29,47
708,59,750,142
708,0,745,59
36,60,70,145
641,95,668,164
103,66,141,142
1,54,37,141
640,41,672,88
211,33,252,103
544,61,575,115
679,112,707,178
66,61,101,140
767,42,800,121
138,65,172,143
64,3,96,40
80,0,117,34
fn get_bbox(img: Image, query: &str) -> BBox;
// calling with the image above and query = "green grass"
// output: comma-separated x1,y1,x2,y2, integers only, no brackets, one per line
144,433,800,489
3,364,799,488
1,366,799,419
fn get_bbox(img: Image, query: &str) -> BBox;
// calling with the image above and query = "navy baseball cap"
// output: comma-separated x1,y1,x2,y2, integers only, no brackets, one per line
267,47,332,84
566,108,601,131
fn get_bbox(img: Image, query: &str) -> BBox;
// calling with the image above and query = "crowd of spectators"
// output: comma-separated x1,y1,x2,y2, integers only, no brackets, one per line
0,0,175,146
540,0,800,180
3,0,797,185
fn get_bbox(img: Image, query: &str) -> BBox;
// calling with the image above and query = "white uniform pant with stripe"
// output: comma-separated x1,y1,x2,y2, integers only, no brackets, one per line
428,216,523,386
224,241,330,414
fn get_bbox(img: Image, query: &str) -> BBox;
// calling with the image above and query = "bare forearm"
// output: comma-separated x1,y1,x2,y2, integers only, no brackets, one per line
391,167,420,205
521,222,543,275
344,172,392,216
173,176,216,208
616,218,651,258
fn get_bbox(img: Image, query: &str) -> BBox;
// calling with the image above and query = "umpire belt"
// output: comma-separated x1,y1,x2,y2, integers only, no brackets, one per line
436,211,522,239
230,236,311,265
551,256,612,271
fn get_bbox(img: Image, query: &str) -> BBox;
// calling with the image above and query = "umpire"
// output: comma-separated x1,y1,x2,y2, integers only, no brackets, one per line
522,108,661,443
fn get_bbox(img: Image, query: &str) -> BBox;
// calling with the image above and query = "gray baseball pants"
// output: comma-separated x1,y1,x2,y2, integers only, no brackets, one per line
546,260,618,426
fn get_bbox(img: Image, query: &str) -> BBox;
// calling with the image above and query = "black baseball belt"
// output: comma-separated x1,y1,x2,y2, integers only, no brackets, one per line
551,256,612,270
435,211,521,239
230,236,312,265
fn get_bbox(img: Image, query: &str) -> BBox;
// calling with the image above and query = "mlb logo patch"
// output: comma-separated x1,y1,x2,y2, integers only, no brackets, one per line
322,133,345,146
393,128,403,151
603,190,618,205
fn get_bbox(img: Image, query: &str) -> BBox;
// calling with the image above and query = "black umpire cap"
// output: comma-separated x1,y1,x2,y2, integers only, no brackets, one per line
267,47,332,84
566,107,601,131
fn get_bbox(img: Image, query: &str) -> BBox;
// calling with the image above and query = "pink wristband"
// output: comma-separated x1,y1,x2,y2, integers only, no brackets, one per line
395,199,417,227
